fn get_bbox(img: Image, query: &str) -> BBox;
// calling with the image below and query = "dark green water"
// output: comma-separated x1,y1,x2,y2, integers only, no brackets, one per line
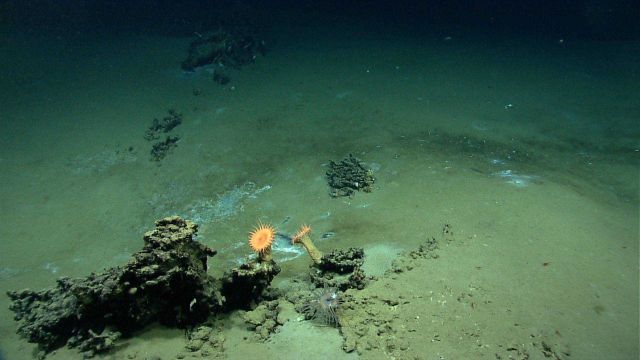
0,1,638,359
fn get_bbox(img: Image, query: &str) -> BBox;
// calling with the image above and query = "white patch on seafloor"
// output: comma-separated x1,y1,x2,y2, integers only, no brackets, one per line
43,262,60,274
231,253,254,266
273,234,304,262
0,267,21,280
493,170,539,188
368,162,382,172
247,185,271,198
67,149,137,175
362,244,403,276
335,90,353,99
471,120,490,131
181,182,271,224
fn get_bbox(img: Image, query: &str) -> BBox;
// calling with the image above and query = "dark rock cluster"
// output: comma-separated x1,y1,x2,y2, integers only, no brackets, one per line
326,154,375,197
181,27,267,84
150,135,180,162
144,109,182,141
144,109,182,161
310,247,368,291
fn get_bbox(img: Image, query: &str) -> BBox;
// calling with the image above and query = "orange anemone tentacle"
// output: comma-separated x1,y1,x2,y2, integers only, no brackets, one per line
249,222,276,253
292,224,312,244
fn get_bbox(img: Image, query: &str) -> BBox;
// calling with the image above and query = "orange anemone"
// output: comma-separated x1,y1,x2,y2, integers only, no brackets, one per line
292,224,312,244
249,222,276,253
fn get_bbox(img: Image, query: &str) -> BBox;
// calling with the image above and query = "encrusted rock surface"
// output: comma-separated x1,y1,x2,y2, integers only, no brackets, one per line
7,216,221,357
184,324,225,358
181,27,266,79
310,247,368,291
326,154,375,197
242,299,298,341
220,259,281,310
144,109,182,141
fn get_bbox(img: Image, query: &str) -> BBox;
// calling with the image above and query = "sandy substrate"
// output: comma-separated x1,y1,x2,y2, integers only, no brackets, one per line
0,27,637,359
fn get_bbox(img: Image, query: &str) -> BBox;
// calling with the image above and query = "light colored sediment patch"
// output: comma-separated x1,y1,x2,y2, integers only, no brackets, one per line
267,321,357,360
339,235,573,359
361,243,403,277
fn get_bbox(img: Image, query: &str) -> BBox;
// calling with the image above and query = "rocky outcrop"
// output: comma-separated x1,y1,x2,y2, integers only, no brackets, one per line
7,216,221,358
